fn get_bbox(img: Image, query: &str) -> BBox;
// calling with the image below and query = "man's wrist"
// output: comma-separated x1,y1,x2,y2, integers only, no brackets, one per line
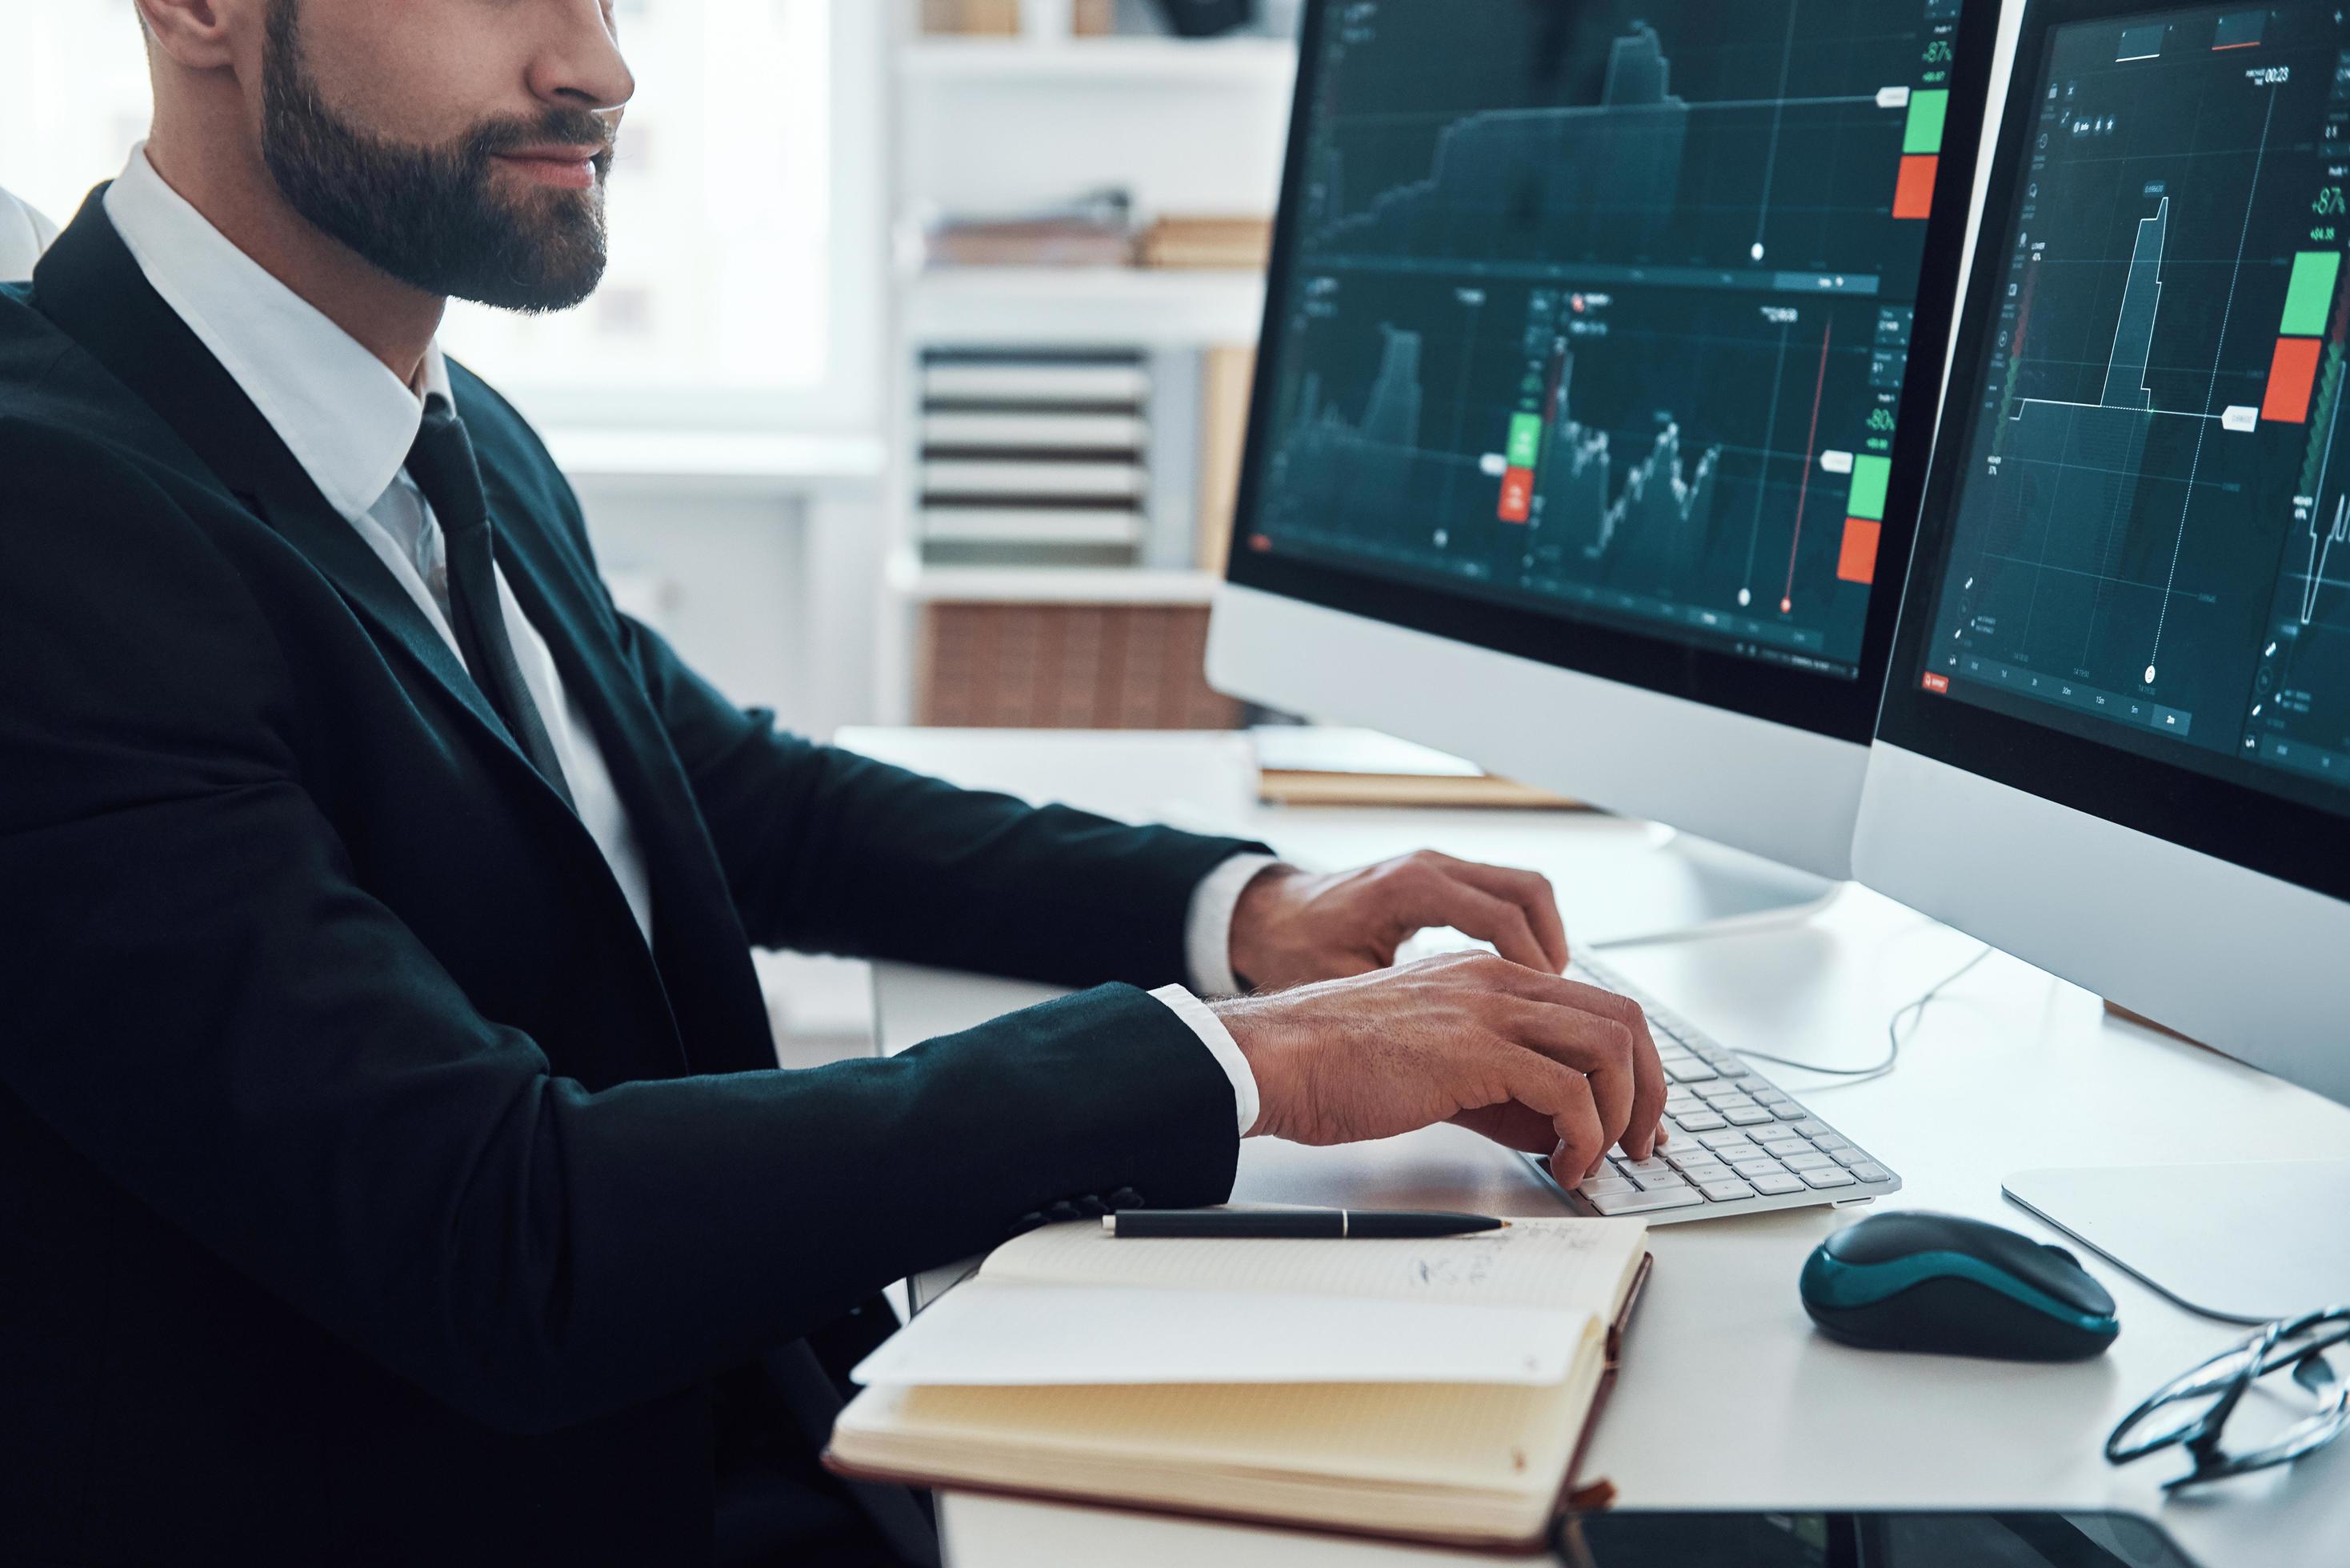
1185,852,1287,998
1207,994,1293,1140
1149,984,1259,1138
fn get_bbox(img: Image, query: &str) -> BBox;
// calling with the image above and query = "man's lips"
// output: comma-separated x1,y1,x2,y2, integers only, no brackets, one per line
491,145,606,190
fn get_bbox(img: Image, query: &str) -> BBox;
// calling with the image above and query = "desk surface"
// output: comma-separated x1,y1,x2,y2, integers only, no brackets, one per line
839,728,2350,1568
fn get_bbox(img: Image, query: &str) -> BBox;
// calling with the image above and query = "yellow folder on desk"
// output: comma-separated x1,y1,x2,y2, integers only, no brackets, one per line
826,1215,1651,1554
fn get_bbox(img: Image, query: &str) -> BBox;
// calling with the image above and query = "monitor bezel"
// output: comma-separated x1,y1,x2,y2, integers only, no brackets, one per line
1874,0,2350,906
1222,0,2002,747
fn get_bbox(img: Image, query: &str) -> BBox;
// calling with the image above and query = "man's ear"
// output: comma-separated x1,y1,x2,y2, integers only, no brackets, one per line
136,0,246,73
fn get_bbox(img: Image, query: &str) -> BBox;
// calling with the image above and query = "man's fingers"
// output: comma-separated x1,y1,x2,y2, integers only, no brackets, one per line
1495,997,1636,1162
1425,854,1570,971
1384,864,1552,972
1484,1048,1605,1181
1468,961,1666,1160
1449,1101,1566,1155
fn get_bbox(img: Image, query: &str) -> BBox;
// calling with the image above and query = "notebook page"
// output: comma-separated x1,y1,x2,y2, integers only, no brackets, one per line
843,1330,1599,1493
983,1214,1644,1318
851,1283,1583,1387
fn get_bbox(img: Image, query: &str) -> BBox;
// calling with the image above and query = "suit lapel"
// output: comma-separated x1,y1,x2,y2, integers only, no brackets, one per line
30,194,552,794
28,194,680,1020
478,461,779,1077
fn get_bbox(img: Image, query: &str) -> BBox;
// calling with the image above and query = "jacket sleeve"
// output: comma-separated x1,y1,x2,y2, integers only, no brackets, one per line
620,614,1274,990
0,427,1240,1436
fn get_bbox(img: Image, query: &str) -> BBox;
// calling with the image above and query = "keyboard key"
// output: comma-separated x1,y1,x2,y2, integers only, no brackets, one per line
1831,1147,1874,1169
1672,1110,1727,1131
1751,1090,1794,1108
1578,1177,1638,1198
1708,1058,1751,1078
1757,1133,1808,1153
1723,1106,1778,1126
1623,1157,1675,1178
1729,1157,1784,1178
1693,1082,1745,1105
1784,1150,1836,1172
1802,1167,1858,1190
1850,1163,1894,1184
1663,1061,1718,1084
1792,1119,1831,1139
1670,1160,1731,1184
1587,1186,1704,1215
1695,1130,1752,1151
1774,1106,1810,1121
1749,1171,1808,1195
1812,1134,1855,1154
1697,1178,1758,1202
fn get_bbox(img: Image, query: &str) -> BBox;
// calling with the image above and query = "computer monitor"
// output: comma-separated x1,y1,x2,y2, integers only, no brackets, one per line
1855,0,2350,1310
1208,0,1997,883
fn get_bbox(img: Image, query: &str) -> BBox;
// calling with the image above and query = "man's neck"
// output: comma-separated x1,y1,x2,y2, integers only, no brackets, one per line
141,136,445,389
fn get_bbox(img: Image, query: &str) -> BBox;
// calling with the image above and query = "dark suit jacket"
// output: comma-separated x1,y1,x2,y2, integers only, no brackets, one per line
0,194,1265,1566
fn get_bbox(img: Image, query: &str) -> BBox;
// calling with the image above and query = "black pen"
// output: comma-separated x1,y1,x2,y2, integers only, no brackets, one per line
1104,1208,1508,1240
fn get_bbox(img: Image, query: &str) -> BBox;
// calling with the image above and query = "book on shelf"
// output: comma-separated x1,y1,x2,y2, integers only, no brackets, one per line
827,1212,1651,1552
1138,214,1275,270
1254,726,1585,810
925,190,1137,269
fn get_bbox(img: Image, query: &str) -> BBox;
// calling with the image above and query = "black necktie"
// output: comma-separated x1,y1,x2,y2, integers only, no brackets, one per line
403,396,578,810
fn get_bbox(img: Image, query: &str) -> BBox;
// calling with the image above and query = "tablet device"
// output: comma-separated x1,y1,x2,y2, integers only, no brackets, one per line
1560,1509,2200,1568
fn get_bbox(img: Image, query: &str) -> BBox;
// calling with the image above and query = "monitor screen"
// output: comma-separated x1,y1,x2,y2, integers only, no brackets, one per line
1227,0,1991,740
1895,0,2350,836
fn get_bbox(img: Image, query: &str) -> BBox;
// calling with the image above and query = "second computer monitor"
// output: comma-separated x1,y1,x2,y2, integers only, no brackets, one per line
1209,0,1995,878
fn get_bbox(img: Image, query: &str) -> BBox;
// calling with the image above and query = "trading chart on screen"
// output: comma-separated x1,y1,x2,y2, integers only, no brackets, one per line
1248,0,1971,679
1920,3,2350,806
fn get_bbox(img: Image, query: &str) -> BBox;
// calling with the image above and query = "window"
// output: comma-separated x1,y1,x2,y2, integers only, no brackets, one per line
0,0,882,434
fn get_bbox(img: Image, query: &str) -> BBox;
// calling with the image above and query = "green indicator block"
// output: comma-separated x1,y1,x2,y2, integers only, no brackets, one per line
2280,251,2342,338
1848,454,1892,522
1506,412,1545,469
1903,90,1948,155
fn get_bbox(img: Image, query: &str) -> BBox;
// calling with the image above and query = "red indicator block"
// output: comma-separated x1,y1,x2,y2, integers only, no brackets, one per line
1892,155,1939,220
2261,337,2323,423
1836,517,1883,585
1923,671,1951,694
1497,466,1535,523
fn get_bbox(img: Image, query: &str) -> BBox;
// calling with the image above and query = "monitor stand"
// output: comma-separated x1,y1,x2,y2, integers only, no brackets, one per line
2005,1162,2350,1325
1579,829,1840,951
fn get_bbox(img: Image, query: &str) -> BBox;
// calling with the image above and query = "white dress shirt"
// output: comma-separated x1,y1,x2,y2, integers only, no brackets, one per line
102,146,1269,1132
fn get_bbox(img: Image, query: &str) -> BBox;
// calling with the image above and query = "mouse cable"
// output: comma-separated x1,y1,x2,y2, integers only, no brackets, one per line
1729,944,1995,1089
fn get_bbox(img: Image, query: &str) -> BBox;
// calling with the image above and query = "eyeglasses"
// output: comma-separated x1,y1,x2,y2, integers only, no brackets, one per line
2106,1306,2350,1490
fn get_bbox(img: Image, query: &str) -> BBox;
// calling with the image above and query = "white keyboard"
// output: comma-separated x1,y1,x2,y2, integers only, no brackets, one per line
1524,953,1903,1222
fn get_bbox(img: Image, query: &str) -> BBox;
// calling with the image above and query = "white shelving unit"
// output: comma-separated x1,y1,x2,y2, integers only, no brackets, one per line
899,35,1298,86
905,267,1267,347
875,2,1298,724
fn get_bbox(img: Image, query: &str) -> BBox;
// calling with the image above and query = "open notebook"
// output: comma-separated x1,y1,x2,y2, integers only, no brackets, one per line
827,1215,1651,1552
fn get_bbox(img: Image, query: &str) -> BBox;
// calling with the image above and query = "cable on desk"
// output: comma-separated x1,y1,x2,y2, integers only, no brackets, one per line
1732,945,1995,1089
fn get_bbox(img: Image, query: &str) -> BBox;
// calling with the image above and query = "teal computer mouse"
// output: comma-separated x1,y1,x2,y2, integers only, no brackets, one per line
1800,1211,2120,1361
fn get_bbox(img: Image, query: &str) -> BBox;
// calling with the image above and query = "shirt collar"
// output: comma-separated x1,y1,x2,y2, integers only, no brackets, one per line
103,143,446,523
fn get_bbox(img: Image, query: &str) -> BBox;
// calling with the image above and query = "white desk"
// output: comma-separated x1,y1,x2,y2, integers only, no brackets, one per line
839,728,2350,1568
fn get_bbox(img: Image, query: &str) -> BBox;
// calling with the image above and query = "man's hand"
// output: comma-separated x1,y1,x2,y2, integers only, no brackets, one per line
1211,952,1669,1182
1227,851,1570,993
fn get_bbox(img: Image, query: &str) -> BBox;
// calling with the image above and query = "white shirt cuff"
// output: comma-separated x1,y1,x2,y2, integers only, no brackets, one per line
1183,852,1283,998
1150,983,1259,1138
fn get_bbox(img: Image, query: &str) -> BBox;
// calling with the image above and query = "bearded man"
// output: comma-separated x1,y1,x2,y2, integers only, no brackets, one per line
0,3,1664,1563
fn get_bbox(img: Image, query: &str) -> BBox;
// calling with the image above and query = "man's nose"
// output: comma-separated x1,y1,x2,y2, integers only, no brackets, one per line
528,0,635,115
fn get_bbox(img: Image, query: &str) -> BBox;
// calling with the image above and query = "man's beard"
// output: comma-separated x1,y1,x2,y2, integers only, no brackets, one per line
259,0,612,312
